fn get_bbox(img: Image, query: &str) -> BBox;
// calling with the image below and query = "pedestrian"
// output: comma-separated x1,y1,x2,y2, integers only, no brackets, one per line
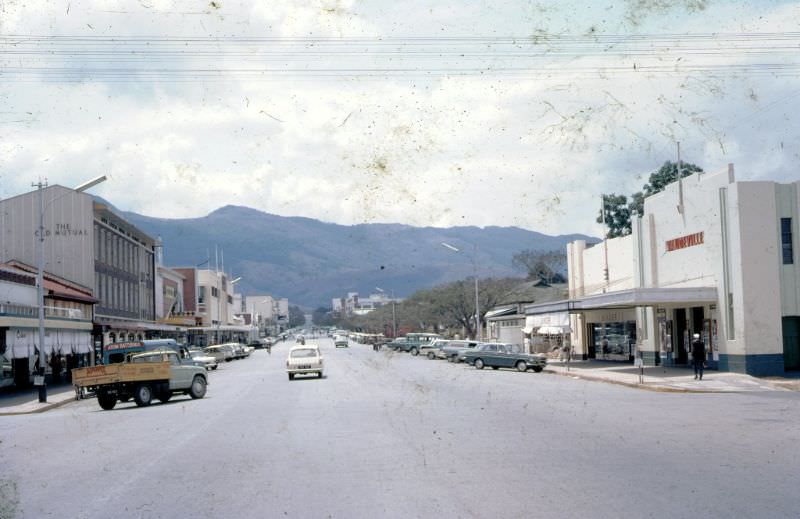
691,333,706,380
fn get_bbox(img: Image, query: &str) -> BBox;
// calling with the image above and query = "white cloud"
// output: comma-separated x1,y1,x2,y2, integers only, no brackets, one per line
1,1,799,237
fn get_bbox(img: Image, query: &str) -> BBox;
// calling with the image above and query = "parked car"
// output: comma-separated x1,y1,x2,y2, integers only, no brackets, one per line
461,343,547,372
396,333,444,356
204,344,235,363
286,344,324,380
188,349,218,370
421,339,448,359
384,337,407,351
334,335,348,348
438,340,481,362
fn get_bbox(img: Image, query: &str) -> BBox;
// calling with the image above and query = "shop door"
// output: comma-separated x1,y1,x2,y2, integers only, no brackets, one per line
674,309,688,364
783,317,800,371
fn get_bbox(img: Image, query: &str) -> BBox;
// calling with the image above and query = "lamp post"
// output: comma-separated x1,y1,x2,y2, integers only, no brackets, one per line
441,241,481,341
34,174,107,402
375,287,396,338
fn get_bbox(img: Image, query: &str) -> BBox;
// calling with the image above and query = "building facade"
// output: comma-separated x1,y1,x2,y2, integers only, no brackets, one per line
545,166,800,376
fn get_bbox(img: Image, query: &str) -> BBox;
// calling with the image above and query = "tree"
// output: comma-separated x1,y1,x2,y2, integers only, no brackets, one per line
511,249,567,284
596,193,631,238
288,305,306,328
628,160,703,217
599,160,704,238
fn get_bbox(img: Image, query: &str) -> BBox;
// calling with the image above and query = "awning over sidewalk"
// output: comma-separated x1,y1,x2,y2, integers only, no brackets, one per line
525,286,718,315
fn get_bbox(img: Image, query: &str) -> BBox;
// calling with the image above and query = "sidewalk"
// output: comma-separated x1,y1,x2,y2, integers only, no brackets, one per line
0,383,79,416
545,360,796,393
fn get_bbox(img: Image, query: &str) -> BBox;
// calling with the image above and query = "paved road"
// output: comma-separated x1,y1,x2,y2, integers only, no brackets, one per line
1,338,799,519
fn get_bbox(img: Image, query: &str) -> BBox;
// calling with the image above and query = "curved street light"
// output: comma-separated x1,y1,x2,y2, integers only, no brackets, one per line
441,241,481,341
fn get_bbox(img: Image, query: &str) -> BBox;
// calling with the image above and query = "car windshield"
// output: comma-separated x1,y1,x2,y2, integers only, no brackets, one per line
291,349,318,358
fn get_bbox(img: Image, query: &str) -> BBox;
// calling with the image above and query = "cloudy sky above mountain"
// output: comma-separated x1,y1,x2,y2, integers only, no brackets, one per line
1,0,798,236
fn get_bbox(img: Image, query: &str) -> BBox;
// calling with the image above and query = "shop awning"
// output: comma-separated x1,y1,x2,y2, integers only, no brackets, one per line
484,306,517,320
575,287,717,310
524,287,718,315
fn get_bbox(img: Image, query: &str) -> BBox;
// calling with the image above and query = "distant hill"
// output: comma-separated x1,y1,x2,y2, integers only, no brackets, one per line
119,204,597,307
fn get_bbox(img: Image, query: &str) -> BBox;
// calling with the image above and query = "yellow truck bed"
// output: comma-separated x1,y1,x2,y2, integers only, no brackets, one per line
72,362,171,388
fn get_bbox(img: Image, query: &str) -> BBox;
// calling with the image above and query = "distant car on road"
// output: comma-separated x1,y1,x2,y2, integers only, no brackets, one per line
286,344,324,380
204,344,235,363
396,333,443,356
421,339,448,359
334,335,349,348
461,343,547,372
188,349,218,370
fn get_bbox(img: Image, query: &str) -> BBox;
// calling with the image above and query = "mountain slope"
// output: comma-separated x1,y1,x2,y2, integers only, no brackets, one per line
122,205,597,307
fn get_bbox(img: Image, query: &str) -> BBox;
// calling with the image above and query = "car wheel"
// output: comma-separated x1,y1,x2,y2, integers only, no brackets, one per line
189,376,207,399
492,366,499,370
288,373,294,381
212,365,218,370
134,384,153,407
427,352,435,360
516,361,529,372
410,347,419,356
474,358,485,370
449,355,457,363
532,366,544,373
97,389,117,410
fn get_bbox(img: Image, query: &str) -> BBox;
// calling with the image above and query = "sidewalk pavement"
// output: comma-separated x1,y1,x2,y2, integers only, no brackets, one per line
0,383,79,416
545,360,799,393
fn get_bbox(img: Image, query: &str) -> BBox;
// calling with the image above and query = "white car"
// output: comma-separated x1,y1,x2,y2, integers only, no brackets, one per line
286,344,323,380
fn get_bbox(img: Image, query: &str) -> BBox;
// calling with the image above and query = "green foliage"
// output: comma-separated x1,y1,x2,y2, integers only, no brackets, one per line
599,160,704,239
596,193,631,238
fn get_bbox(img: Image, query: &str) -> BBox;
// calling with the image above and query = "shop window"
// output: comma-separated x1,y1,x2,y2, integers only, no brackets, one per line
781,218,794,265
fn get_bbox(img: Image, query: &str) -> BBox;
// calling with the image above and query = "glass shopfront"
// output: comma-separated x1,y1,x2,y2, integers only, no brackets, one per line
590,321,637,362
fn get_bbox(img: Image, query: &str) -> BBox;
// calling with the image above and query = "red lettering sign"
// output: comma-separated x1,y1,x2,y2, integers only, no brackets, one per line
666,232,704,252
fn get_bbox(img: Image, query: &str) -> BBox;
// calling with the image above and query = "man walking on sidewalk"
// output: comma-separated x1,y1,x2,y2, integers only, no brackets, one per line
691,333,706,380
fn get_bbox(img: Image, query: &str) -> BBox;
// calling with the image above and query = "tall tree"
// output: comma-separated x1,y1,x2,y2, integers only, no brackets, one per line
596,193,631,238
599,160,705,238
628,160,704,217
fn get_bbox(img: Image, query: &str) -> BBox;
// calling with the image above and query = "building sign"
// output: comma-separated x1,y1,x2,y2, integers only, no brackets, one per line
666,231,704,252
34,223,88,237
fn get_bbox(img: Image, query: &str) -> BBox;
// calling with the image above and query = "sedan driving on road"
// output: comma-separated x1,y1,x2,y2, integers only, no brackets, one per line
461,343,547,372
287,344,324,380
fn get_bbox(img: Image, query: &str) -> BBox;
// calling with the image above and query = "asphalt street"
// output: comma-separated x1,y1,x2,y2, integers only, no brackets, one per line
1,338,799,519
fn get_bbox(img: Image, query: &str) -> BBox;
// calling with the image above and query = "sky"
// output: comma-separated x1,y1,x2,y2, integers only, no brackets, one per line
1,0,799,237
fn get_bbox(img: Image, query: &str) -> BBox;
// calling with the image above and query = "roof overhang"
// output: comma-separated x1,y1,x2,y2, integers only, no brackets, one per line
525,287,718,315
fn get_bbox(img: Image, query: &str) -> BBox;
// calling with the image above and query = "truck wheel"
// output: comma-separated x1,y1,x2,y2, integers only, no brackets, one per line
189,376,207,399
134,384,153,407
516,361,528,372
410,347,419,356
97,390,117,410
474,358,485,370
532,366,544,373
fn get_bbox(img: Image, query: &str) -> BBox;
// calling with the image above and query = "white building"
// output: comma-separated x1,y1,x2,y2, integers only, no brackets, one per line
532,165,800,376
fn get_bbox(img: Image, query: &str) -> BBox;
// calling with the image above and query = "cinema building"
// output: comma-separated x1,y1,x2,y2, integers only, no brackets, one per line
528,166,800,376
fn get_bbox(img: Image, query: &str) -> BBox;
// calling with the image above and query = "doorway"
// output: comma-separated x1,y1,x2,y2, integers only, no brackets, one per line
674,309,688,364
783,316,800,371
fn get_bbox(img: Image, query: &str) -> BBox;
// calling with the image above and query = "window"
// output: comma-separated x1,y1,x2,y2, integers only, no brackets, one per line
781,218,794,265
198,286,206,304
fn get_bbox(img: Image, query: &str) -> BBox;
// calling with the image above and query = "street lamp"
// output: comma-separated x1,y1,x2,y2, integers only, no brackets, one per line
441,241,481,341
34,174,107,402
375,286,396,339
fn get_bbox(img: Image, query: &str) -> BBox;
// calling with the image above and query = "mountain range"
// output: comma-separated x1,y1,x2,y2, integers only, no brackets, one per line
119,205,597,308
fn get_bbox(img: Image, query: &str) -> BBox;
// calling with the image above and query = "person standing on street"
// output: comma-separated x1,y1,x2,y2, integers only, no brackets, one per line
691,333,706,380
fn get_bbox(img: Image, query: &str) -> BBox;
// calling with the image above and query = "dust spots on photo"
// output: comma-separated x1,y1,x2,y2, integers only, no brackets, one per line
172,163,201,184
209,1,221,9
624,0,710,27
